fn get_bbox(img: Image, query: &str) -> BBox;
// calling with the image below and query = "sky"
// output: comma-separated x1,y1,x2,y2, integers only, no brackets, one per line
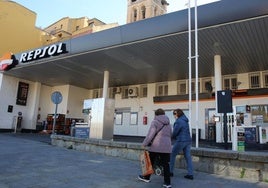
12,0,218,28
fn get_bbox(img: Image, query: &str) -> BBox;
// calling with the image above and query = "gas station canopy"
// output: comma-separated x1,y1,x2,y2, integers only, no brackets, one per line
3,0,268,89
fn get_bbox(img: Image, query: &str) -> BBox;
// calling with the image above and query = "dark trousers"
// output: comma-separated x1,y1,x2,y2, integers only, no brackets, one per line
144,152,171,185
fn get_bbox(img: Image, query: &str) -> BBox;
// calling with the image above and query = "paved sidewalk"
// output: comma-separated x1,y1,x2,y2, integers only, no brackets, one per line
0,133,267,188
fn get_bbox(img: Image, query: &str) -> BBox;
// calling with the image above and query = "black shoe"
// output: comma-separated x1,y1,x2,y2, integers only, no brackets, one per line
138,175,150,183
170,172,174,177
184,175,194,180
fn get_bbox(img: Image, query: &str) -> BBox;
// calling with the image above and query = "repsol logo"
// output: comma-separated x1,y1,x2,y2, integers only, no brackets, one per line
19,43,68,63
0,52,18,71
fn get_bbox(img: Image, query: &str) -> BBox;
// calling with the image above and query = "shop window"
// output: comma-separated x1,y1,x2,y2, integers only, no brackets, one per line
249,72,260,89
156,83,168,96
140,85,148,98
177,81,186,95
223,76,237,90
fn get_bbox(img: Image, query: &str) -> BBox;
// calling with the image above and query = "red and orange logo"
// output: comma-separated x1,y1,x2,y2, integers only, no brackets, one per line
0,52,18,71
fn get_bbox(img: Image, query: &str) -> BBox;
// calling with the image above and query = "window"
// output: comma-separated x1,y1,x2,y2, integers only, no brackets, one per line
140,85,148,98
223,79,230,90
191,82,195,93
202,78,212,93
88,22,94,27
223,76,237,90
154,7,158,16
109,88,116,99
191,81,200,94
263,71,268,88
130,112,138,125
115,113,123,125
93,89,102,98
76,26,79,31
231,78,237,89
249,72,260,89
251,105,268,123
122,87,129,99
177,80,200,95
161,0,168,5
177,81,186,95
156,83,168,96
133,9,137,21
141,6,146,19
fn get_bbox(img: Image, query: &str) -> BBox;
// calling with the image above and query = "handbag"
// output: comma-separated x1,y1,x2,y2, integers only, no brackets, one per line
140,150,154,176
147,123,166,146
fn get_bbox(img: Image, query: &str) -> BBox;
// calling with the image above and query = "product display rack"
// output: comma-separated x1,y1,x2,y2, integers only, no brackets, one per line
46,114,65,134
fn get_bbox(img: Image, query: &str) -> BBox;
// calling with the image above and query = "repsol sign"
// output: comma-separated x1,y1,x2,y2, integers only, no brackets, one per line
19,43,68,63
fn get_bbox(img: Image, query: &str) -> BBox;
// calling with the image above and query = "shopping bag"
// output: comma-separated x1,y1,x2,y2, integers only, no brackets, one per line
140,150,154,176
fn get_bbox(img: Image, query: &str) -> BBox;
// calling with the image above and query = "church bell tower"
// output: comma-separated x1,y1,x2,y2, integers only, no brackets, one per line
127,0,169,24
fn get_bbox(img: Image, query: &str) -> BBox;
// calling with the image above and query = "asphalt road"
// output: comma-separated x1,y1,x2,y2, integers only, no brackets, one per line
0,133,267,188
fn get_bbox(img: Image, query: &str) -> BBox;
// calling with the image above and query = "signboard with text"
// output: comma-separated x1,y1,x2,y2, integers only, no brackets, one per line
16,82,29,106
237,127,245,152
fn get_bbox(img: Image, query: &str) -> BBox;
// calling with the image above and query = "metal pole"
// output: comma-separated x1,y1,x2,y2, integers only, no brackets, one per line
14,116,17,133
188,0,192,136
195,0,199,148
52,104,58,134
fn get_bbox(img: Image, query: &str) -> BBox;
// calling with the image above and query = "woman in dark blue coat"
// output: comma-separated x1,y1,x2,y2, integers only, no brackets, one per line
170,108,194,180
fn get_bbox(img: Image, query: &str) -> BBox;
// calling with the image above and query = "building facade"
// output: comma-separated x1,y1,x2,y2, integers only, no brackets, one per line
127,0,169,23
0,0,268,149
0,0,47,54
44,17,118,43
0,1,119,55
